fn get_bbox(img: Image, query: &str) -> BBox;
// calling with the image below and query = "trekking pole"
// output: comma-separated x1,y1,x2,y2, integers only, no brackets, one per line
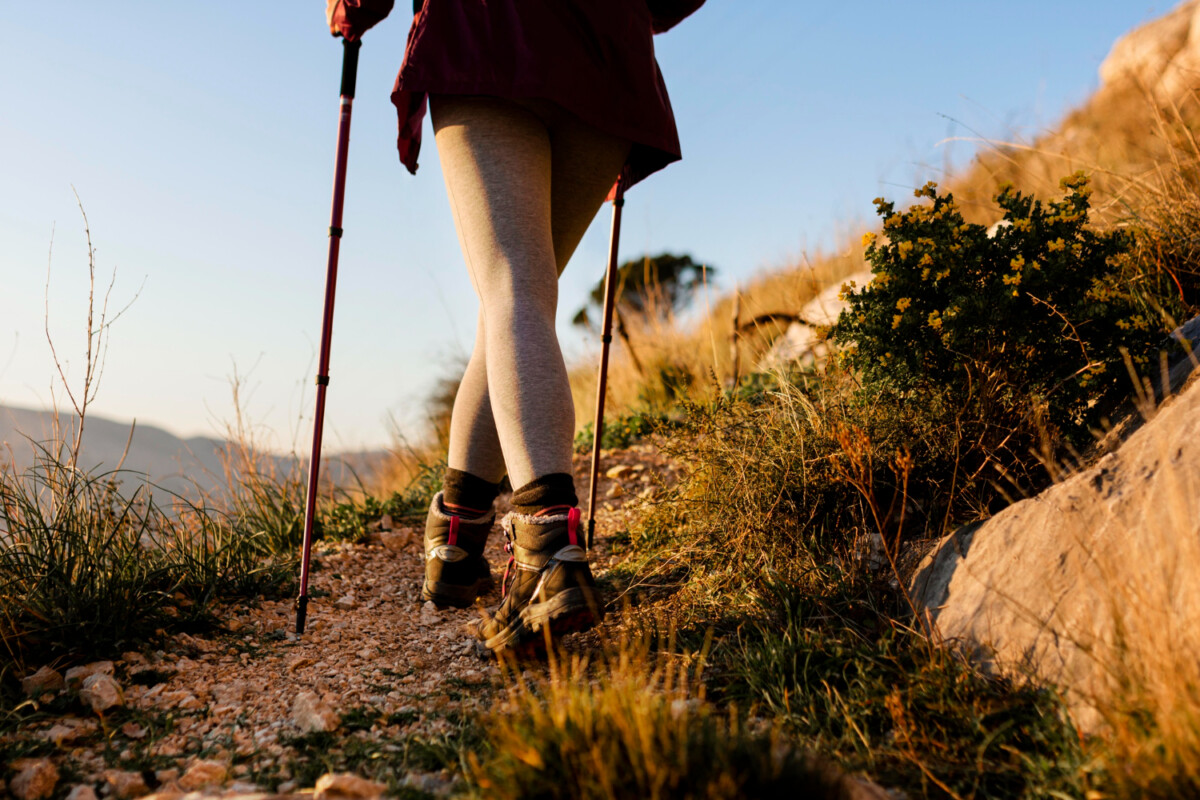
585,179,626,550
296,37,361,635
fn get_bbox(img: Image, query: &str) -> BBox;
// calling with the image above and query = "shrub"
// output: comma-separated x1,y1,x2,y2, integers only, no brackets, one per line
834,176,1164,455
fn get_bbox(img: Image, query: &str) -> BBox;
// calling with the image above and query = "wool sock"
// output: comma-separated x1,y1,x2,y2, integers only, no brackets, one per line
512,473,578,516
442,468,501,516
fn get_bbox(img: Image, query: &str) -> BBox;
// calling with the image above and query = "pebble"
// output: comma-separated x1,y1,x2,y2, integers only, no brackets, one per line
64,786,98,800
314,772,387,799
64,662,113,691
177,760,228,790
605,464,633,479
80,673,124,713
20,666,64,696
100,770,149,799
9,759,59,800
292,691,340,733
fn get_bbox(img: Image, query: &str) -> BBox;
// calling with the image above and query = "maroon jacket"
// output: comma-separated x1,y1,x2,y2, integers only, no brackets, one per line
382,0,703,189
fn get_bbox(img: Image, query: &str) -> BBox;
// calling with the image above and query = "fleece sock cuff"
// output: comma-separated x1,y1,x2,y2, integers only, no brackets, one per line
511,472,578,515
442,468,502,513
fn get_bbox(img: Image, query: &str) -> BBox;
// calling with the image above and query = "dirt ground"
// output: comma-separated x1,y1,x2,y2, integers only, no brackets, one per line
3,445,674,800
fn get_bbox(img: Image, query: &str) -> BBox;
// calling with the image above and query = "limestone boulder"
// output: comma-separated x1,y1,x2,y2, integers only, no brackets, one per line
913,372,1200,730
1099,0,1200,100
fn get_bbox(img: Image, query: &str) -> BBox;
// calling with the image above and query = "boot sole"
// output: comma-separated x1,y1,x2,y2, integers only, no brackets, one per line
482,588,602,654
422,576,494,610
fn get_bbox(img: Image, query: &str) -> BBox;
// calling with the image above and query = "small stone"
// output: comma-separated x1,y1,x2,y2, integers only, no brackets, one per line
212,681,247,704
10,758,59,800
379,514,395,530
334,593,357,610
120,651,147,665
154,769,180,785
277,780,298,794
292,691,339,732
176,693,204,711
404,771,455,796
21,666,64,695
43,724,80,747
313,772,386,799
120,722,147,740
64,661,113,691
419,601,441,626
226,617,243,632
80,673,124,713
605,464,632,479
100,770,149,799
380,529,413,552
177,760,227,790
64,786,98,800
606,483,624,498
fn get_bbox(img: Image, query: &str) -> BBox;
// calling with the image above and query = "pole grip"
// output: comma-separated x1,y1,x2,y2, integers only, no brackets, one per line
340,38,362,99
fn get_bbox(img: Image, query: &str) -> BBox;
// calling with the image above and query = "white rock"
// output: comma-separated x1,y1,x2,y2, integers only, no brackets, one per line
313,772,386,799
79,673,124,713
10,759,59,800
64,661,113,691
914,371,1200,732
292,691,340,732
177,760,228,790
605,463,633,479
335,593,358,610
21,666,64,695
605,483,624,498
64,786,98,800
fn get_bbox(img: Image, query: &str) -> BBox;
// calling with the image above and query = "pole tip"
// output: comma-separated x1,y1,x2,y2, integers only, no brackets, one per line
295,595,309,635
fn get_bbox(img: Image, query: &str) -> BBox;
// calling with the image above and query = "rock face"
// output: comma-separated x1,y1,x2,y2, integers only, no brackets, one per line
1100,0,1200,100
913,373,1200,730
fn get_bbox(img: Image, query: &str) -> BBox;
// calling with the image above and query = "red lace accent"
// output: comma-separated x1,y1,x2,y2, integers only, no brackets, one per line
568,507,581,546
447,515,459,547
501,539,515,598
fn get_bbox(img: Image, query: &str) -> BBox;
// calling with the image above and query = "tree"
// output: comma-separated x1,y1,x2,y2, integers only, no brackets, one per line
572,253,714,329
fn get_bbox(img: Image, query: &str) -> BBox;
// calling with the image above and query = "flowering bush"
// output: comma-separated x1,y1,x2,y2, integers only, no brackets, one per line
834,175,1162,449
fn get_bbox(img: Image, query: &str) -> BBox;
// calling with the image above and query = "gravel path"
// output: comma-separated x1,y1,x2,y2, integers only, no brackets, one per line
3,445,673,800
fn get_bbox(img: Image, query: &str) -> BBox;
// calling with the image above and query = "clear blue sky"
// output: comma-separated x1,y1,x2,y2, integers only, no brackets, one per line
0,1,1170,452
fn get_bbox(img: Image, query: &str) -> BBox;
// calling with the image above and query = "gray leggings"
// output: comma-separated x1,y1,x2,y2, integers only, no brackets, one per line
431,95,631,490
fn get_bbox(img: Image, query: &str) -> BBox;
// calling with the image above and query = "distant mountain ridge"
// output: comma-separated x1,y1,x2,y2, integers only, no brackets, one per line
0,404,386,501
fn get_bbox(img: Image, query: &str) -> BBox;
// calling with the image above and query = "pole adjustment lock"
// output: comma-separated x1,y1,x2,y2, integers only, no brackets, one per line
316,374,330,386
329,226,343,238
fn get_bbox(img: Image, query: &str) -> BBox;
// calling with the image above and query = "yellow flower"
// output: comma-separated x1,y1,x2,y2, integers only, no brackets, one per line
897,241,914,260
896,297,912,312
892,314,904,329
862,232,877,248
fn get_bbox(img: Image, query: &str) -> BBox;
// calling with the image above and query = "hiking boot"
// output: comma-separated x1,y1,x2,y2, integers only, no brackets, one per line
481,507,602,653
422,492,495,609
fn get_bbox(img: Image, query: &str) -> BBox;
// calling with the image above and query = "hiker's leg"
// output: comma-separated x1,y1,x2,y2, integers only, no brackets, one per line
431,94,570,491
446,310,507,487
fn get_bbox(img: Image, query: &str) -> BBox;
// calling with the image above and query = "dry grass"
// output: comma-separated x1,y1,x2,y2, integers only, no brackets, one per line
568,245,868,425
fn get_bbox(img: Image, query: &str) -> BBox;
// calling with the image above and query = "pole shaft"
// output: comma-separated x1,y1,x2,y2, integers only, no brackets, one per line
297,39,360,635
585,183,625,550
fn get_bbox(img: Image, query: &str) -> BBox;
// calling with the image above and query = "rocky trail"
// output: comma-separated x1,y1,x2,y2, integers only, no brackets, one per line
3,445,674,800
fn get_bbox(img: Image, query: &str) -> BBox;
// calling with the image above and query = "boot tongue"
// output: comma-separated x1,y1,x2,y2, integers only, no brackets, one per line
512,515,573,569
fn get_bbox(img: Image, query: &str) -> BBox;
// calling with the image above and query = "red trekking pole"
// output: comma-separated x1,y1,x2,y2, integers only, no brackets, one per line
584,179,626,550
296,37,361,634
